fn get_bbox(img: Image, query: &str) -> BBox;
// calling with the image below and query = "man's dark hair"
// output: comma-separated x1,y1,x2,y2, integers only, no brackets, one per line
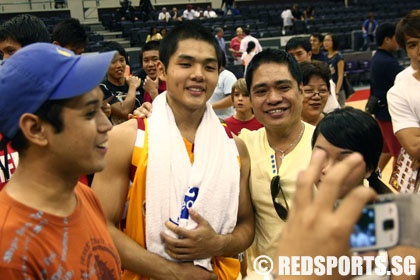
245,49,302,93
99,41,128,62
12,99,66,154
310,33,324,42
375,22,396,46
246,41,256,54
51,18,88,50
396,9,420,50
243,26,251,36
141,40,160,59
159,21,222,71
285,36,312,52
0,14,50,46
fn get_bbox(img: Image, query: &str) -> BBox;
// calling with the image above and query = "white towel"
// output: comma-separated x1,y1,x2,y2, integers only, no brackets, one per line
145,92,240,270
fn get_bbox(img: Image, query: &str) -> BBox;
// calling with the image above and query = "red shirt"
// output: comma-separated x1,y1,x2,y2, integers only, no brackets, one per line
230,36,242,59
224,116,263,135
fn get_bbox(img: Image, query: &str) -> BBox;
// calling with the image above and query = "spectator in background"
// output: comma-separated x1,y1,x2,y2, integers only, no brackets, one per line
215,27,227,58
229,27,243,65
310,33,328,63
195,6,205,19
221,0,234,16
145,26,162,43
241,41,256,75
224,78,263,135
304,6,315,20
51,18,87,55
0,14,50,190
203,5,218,18
171,7,183,22
239,26,262,55
299,61,330,126
119,0,138,22
285,36,340,114
281,6,294,32
210,53,237,119
370,22,403,174
183,4,196,20
232,3,241,16
0,14,50,59
292,4,304,21
99,41,141,125
361,12,378,51
139,0,155,21
158,7,171,22
160,27,168,38
285,36,313,63
136,40,166,104
324,33,346,107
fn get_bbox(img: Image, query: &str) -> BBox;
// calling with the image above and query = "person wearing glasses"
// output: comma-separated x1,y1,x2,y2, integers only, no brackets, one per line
239,49,316,277
299,61,330,126
285,36,340,114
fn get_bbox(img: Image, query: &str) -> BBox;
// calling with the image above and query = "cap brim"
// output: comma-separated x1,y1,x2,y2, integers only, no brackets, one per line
50,51,116,100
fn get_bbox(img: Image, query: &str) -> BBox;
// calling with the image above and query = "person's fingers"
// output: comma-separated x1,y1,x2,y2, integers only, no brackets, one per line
335,186,378,233
293,149,326,210
143,102,153,112
314,152,365,211
188,208,208,226
161,231,191,251
163,220,192,239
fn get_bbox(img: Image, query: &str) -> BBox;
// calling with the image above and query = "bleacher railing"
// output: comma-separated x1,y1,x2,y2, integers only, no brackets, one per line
0,0,66,12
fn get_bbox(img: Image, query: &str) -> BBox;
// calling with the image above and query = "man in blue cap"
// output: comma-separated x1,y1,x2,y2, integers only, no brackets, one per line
0,43,122,279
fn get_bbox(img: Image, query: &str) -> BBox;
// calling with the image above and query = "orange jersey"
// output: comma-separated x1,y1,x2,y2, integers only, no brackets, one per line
122,118,240,280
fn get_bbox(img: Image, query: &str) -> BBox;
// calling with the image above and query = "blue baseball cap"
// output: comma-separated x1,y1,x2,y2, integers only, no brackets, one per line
0,43,115,139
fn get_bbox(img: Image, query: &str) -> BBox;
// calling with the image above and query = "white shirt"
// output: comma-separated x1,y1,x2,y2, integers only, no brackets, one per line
239,35,263,54
158,11,170,21
203,10,217,18
388,71,420,134
209,69,237,119
183,9,196,20
323,80,341,113
281,9,294,27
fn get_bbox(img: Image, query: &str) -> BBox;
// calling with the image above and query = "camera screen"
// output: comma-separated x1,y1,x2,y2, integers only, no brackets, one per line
350,207,376,248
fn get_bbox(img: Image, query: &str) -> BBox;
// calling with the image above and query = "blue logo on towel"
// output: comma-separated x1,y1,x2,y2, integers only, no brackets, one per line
180,186,199,220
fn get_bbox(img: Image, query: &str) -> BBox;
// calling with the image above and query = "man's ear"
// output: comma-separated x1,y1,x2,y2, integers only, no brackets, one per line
19,113,49,147
157,60,166,81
